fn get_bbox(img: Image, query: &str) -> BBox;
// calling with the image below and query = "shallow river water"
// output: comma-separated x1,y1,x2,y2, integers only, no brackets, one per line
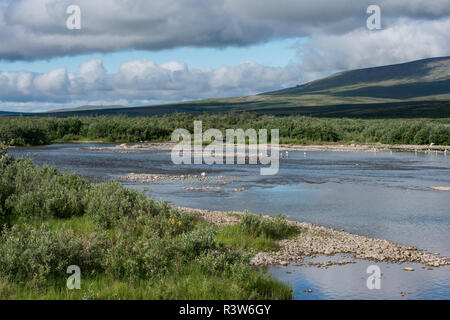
10,143,450,299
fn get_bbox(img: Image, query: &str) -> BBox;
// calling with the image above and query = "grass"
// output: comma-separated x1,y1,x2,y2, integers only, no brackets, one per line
217,224,280,251
14,215,98,234
0,263,292,300
217,213,300,252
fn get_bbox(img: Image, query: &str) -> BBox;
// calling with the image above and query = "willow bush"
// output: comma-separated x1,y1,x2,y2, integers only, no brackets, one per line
1,115,448,146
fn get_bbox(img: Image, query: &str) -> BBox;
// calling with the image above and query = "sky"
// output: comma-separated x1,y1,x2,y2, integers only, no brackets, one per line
0,0,449,112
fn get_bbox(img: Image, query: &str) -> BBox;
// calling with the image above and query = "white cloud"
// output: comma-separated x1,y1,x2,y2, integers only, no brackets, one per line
298,17,450,76
0,59,300,111
0,0,449,60
34,68,68,92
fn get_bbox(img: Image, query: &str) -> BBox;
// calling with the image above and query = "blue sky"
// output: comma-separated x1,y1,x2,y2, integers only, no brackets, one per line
0,38,302,74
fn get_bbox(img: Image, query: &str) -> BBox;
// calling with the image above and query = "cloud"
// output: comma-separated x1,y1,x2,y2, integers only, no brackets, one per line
0,0,449,60
0,0,450,111
0,59,300,111
1,15,450,112
297,17,450,79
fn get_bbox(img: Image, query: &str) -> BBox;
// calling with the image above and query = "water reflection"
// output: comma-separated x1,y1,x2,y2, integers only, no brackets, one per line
270,255,450,300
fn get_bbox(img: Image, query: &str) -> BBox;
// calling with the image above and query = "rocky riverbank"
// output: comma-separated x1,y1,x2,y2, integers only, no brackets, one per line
281,143,450,153
118,172,236,185
179,207,450,268
88,142,450,153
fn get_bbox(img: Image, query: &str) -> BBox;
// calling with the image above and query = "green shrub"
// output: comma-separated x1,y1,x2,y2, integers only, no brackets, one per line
1,115,449,147
136,207,198,238
0,143,6,157
0,118,50,146
5,165,87,219
0,157,88,222
176,227,217,261
430,125,450,145
103,229,176,280
84,181,152,228
0,224,108,285
241,212,299,240
414,126,431,145
196,248,251,278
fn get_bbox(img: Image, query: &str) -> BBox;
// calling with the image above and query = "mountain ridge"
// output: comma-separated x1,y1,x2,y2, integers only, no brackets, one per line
265,56,450,98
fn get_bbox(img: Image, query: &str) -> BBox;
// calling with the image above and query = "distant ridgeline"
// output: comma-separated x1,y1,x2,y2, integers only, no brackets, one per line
1,56,449,119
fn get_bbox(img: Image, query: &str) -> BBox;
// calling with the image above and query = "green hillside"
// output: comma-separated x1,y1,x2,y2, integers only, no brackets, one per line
266,56,450,98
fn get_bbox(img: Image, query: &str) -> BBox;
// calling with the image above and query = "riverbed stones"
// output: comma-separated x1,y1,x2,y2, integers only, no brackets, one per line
119,172,233,185
178,207,450,268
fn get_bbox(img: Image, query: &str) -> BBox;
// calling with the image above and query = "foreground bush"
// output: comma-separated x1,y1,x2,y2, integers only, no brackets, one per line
0,157,88,222
0,224,107,286
103,229,176,281
84,181,151,229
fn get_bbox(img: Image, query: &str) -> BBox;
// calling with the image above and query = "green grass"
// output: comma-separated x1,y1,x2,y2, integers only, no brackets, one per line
45,215,98,234
217,213,300,252
10,213,100,237
0,262,292,300
21,215,98,235
217,224,280,251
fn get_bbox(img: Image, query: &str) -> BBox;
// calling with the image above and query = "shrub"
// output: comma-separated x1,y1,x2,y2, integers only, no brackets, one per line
0,143,6,157
1,115,449,147
84,181,152,228
196,248,251,278
136,207,198,238
241,212,299,240
0,118,50,146
0,224,107,285
103,229,176,280
3,161,88,219
430,125,450,145
176,227,217,261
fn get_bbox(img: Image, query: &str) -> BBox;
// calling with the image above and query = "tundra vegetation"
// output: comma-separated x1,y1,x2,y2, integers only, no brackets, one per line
0,147,294,299
0,114,449,146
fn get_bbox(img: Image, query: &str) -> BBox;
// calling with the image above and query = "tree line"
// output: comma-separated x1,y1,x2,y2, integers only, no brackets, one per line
0,114,448,146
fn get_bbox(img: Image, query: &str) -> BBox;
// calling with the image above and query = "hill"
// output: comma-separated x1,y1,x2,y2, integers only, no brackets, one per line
2,56,450,119
50,105,128,113
0,111,23,116
266,56,450,99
